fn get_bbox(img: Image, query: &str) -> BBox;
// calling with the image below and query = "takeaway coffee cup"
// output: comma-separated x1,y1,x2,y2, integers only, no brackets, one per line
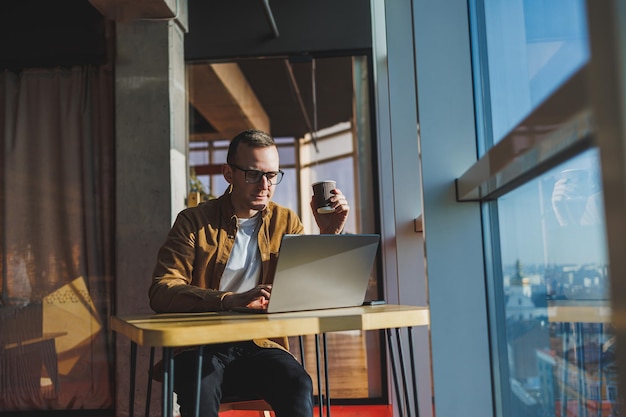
312,180,336,214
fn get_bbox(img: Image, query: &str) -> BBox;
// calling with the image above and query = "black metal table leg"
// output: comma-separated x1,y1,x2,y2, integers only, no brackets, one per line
323,333,331,417
299,335,306,367
162,347,174,417
407,327,419,417
315,334,324,417
386,329,405,417
194,346,204,417
386,327,420,417
395,328,412,416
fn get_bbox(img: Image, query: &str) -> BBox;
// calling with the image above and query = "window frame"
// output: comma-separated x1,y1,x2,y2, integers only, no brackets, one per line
445,1,624,417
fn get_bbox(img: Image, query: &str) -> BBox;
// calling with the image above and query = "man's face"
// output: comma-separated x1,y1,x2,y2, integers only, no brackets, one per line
223,144,280,218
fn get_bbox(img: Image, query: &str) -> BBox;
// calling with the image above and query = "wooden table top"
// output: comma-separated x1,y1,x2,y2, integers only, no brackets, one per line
111,304,430,347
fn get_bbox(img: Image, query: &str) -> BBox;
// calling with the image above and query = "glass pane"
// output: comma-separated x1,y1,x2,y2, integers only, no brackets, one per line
206,175,228,199
272,167,298,210
276,138,297,166
189,148,209,165
496,149,616,416
299,123,353,166
476,0,589,144
189,141,207,149
212,148,227,164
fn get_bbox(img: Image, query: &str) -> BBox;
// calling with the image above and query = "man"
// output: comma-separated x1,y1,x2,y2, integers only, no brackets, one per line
148,129,349,417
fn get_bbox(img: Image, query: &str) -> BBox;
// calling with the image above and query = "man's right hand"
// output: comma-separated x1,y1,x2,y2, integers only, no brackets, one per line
221,284,272,310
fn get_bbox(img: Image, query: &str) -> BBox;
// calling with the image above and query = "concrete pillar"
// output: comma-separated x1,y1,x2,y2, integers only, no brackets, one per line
113,2,188,415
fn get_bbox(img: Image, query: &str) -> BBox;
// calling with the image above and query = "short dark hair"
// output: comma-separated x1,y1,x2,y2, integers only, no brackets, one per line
226,129,275,165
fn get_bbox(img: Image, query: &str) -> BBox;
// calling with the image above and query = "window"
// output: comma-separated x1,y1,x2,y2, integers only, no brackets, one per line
495,150,610,417
465,0,620,416
473,0,589,148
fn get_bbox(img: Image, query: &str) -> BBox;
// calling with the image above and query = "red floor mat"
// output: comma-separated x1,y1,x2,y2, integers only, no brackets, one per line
220,405,393,417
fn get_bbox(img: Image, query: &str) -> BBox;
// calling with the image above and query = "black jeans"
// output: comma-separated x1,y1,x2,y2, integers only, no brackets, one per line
174,341,313,417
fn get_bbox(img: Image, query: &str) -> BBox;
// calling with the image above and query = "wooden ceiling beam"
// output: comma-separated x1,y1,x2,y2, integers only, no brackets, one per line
188,63,270,141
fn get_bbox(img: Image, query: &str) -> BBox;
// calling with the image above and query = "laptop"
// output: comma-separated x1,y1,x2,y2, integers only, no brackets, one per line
232,234,380,314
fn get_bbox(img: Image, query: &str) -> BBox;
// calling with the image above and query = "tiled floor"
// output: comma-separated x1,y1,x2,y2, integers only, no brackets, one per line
221,405,393,417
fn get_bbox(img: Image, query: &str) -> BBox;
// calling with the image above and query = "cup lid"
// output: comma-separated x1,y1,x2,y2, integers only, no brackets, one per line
312,180,336,186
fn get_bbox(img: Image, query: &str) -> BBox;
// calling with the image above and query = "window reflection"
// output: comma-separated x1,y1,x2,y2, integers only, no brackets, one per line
476,0,589,144
497,149,616,416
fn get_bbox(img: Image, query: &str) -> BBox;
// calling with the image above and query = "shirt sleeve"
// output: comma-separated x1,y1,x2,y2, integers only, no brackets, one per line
148,211,229,313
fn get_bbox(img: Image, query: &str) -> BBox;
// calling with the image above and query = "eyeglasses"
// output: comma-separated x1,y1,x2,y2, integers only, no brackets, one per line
229,164,284,185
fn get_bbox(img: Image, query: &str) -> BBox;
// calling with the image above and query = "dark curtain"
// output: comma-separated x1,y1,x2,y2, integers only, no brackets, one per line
0,65,114,411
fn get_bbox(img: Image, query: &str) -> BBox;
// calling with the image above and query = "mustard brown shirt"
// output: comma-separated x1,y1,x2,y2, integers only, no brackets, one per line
149,190,304,313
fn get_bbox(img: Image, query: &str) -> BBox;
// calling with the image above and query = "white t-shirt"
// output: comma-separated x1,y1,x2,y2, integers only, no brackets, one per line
219,215,261,293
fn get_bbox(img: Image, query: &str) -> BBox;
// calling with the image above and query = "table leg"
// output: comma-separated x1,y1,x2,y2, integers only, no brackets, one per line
315,335,324,417
299,335,306,367
407,327,419,416
576,323,587,417
162,347,174,417
395,328,419,416
386,327,420,417
394,328,412,416
386,329,405,417
130,341,137,417
560,322,568,417
323,333,331,417
194,346,204,417
597,324,604,417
